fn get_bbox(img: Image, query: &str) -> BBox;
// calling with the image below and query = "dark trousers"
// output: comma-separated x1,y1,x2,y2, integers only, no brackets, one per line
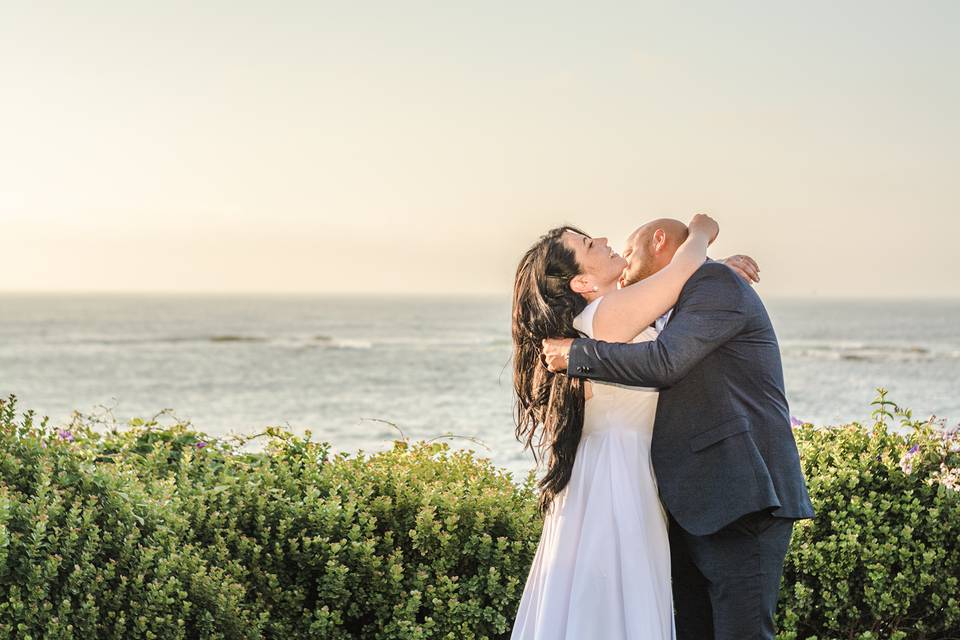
669,510,794,640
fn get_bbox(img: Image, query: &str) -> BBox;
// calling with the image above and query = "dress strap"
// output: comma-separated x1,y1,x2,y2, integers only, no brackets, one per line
572,297,603,339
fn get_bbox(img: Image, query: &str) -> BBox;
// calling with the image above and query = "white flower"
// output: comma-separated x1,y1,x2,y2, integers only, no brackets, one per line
927,462,960,493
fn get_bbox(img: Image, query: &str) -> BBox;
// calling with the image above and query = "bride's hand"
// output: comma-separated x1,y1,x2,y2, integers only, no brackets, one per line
688,213,719,245
722,254,760,284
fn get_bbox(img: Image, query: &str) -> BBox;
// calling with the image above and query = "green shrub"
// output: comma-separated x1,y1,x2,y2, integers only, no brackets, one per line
164,433,541,639
0,400,258,640
0,396,541,639
778,389,960,640
0,390,957,639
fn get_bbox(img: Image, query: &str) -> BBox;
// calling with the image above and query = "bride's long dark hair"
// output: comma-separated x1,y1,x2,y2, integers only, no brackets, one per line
512,226,591,515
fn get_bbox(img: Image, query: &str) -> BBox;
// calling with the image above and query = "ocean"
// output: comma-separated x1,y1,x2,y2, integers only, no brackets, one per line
1,294,957,479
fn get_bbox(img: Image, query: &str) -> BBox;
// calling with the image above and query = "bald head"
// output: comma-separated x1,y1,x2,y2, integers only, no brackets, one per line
620,218,689,287
628,218,689,249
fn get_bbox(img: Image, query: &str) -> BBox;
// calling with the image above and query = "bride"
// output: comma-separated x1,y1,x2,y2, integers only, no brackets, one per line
509,214,728,639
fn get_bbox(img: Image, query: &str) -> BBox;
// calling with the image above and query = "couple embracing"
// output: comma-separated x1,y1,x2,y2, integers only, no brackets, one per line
509,214,814,640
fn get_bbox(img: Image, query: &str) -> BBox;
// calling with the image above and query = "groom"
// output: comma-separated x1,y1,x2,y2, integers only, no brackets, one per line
542,218,814,640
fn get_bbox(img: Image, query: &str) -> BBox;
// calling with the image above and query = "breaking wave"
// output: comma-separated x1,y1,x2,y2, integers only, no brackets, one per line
781,341,959,362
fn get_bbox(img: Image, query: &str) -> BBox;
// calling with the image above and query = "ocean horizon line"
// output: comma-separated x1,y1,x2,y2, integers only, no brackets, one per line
2,290,960,303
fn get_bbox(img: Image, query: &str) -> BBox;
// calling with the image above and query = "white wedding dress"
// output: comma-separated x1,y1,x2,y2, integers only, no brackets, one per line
511,298,675,640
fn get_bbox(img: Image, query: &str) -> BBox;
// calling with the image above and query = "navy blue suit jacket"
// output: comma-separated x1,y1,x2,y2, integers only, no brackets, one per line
568,261,815,535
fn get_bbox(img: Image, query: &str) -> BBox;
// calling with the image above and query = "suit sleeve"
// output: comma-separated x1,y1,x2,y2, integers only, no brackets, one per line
567,263,749,387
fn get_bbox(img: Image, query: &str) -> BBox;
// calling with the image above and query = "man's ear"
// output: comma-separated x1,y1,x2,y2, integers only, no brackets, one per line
652,228,667,252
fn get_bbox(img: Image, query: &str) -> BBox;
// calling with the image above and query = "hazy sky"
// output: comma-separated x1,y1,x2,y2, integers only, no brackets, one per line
2,1,958,297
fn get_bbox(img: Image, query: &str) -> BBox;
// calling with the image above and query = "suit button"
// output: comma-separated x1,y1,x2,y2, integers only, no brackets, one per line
584,367,592,373
576,366,584,372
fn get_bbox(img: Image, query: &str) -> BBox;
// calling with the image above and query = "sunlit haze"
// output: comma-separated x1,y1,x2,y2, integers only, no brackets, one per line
2,2,958,297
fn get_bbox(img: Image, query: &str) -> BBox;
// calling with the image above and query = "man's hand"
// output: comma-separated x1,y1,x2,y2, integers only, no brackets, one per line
721,254,760,284
541,337,574,373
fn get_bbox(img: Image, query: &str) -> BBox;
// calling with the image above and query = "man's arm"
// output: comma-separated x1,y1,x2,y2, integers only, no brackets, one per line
565,263,750,387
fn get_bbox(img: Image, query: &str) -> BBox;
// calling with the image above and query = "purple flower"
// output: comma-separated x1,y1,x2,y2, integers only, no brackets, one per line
195,441,207,449
899,445,920,475
57,429,75,442
790,416,804,428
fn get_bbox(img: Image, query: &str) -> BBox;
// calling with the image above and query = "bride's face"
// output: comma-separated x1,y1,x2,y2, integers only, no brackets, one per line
562,230,627,291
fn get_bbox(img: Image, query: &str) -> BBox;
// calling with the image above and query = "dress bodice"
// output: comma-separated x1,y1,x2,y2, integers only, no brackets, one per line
572,297,660,437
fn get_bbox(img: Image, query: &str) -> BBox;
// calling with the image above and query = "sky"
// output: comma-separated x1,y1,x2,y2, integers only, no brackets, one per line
1,1,958,297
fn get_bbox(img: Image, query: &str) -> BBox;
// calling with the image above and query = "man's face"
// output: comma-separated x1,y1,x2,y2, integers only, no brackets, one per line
619,226,658,288
619,219,688,288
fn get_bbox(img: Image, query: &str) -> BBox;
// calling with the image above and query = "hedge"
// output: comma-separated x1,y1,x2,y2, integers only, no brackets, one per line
0,390,956,639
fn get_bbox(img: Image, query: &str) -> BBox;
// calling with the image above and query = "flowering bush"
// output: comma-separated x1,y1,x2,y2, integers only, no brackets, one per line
0,396,540,639
0,400,257,640
778,389,960,639
0,390,957,639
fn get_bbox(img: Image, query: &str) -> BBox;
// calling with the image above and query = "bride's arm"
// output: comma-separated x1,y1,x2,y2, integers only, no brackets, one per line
592,214,718,342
